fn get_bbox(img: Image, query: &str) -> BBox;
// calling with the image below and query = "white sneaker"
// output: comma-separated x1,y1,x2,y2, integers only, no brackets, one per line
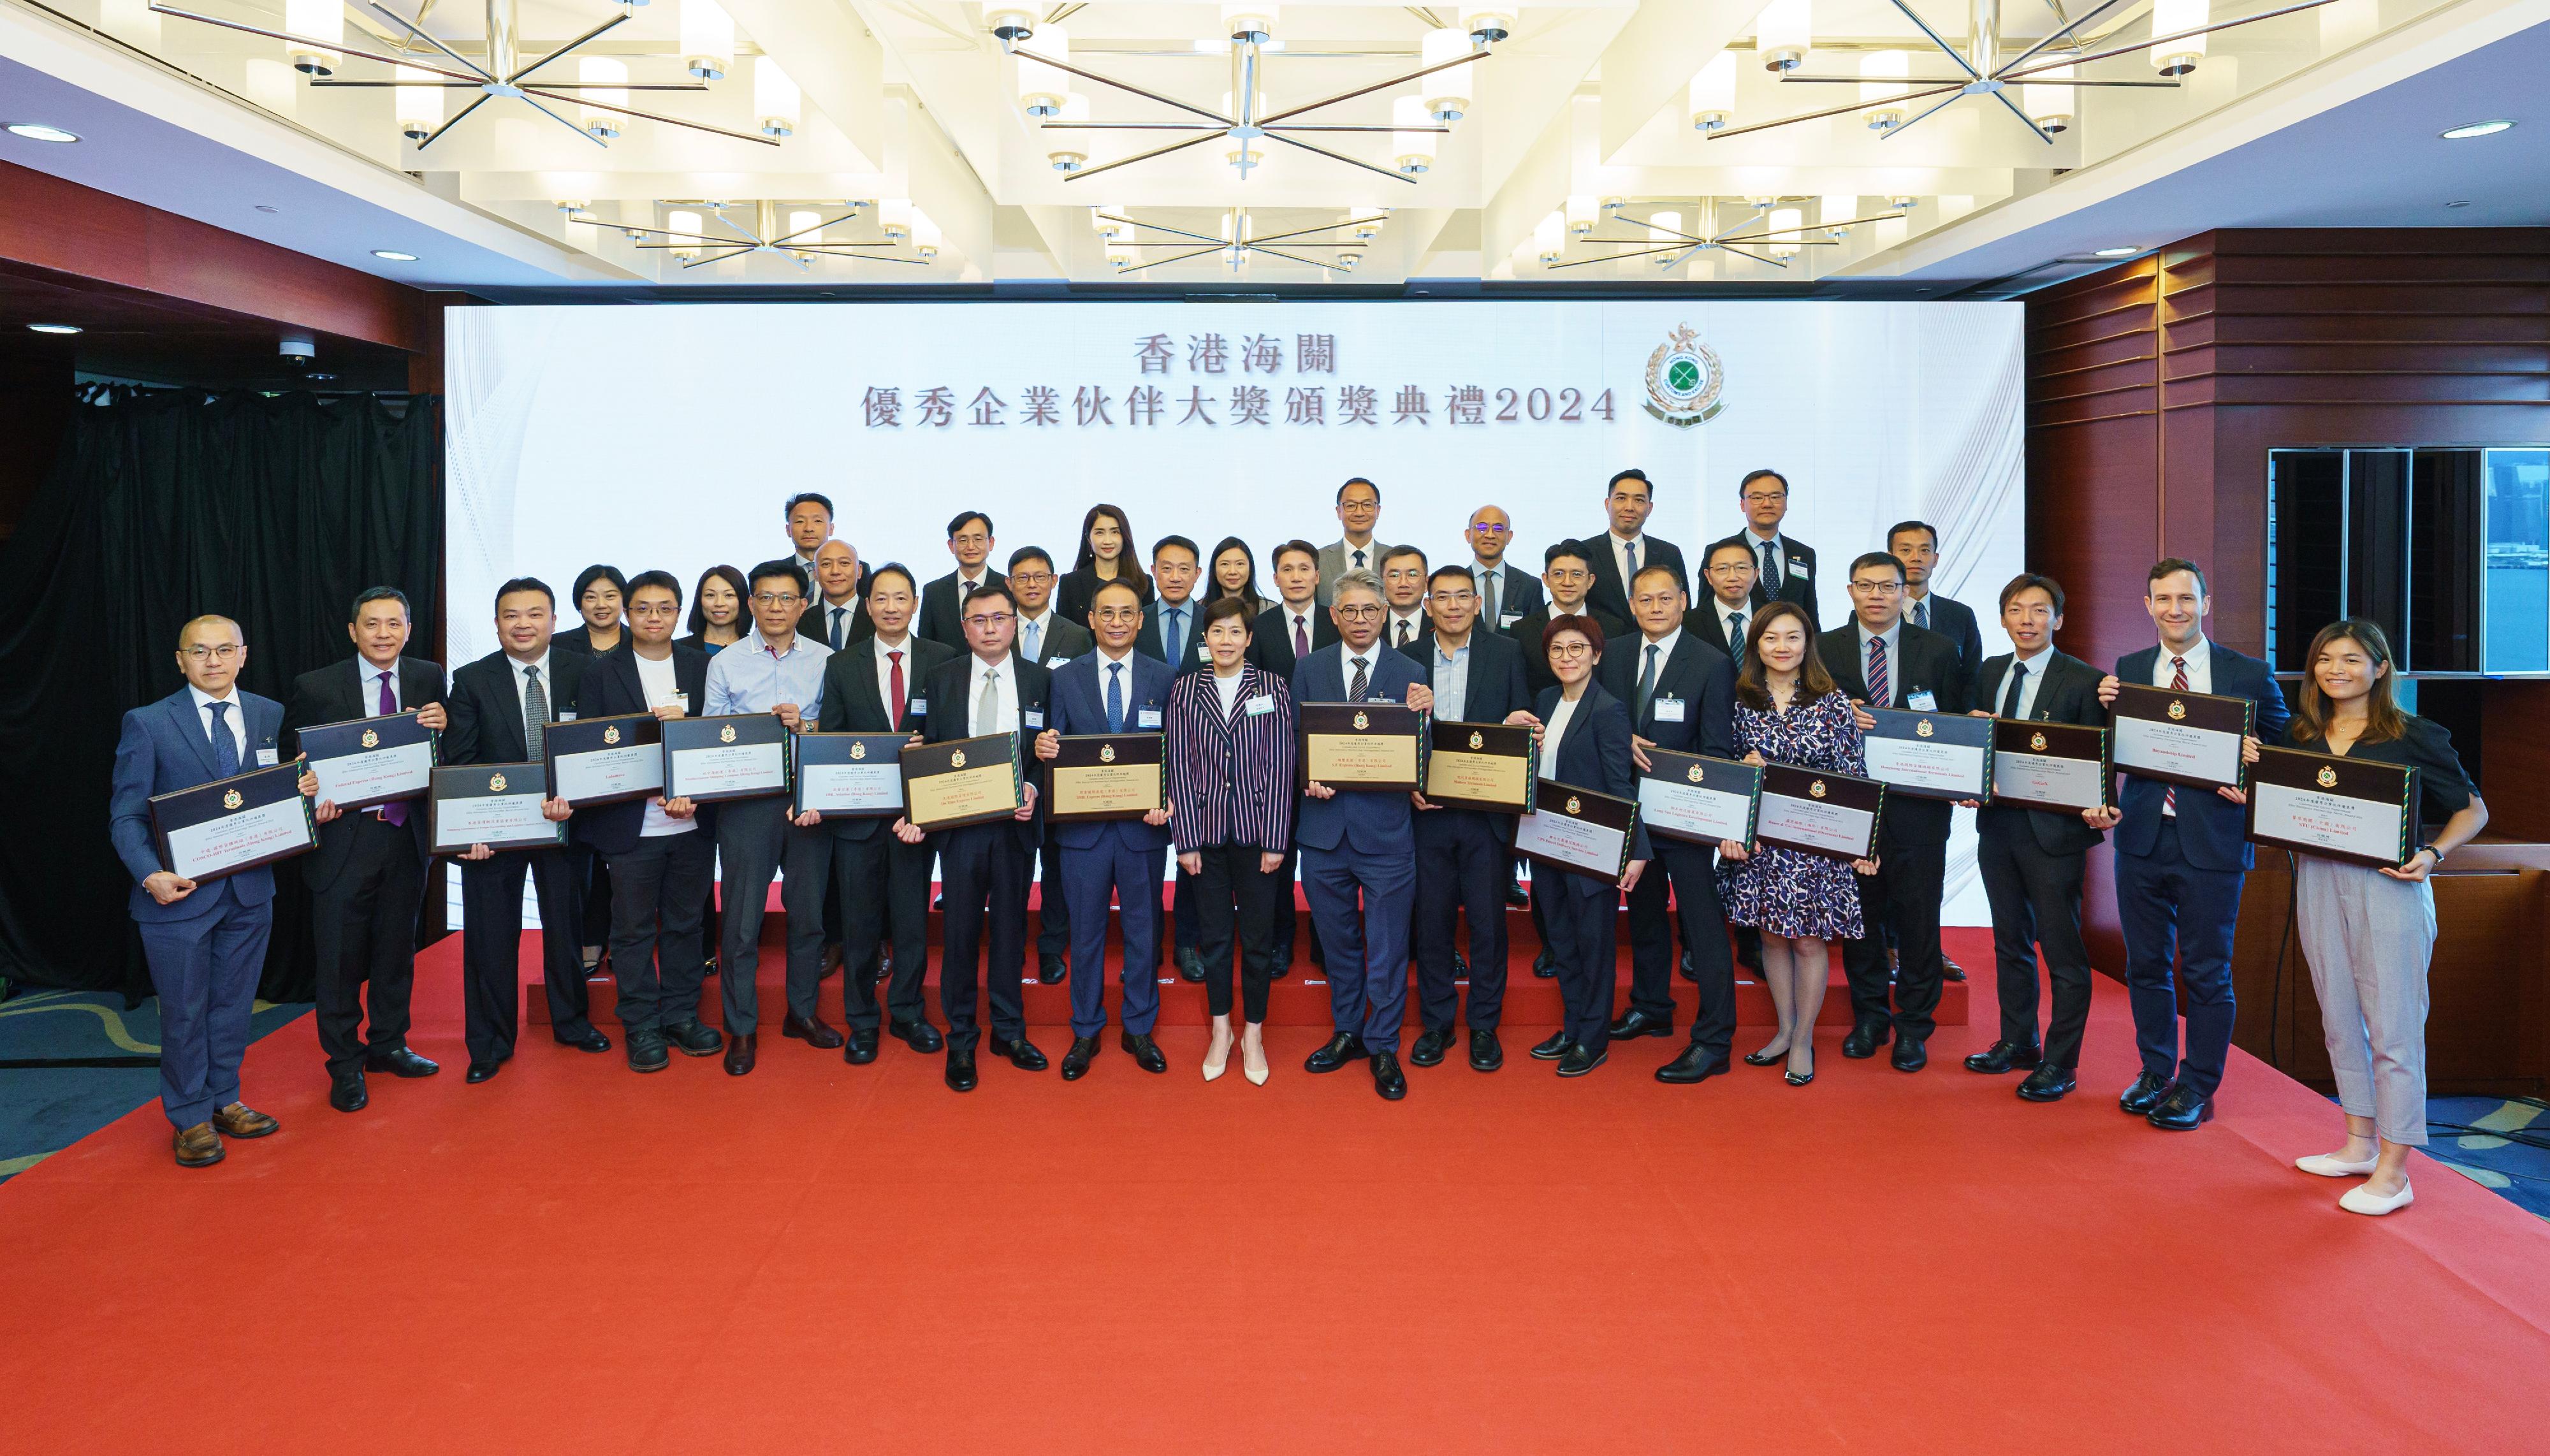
2296,1152,2379,1178
2339,1180,2414,1216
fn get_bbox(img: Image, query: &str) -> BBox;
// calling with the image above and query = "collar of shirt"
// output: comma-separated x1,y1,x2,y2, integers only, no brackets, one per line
1287,606,1315,629
510,650,553,680
1432,637,1470,669
1472,560,1503,582
2013,644,2053,669
1856,620,1901,654
1640,627,1682,664
2157,636,2212,683
1746,526,1782,546
1344,649,1375,678
1023,608,1053,634
2166,636,2211,668
749,630,810,659
1095,643,1137,667
1390,608,1424,630
824,594,859,616
188,684,240,713
873,631,911,654
1715,598,1748,627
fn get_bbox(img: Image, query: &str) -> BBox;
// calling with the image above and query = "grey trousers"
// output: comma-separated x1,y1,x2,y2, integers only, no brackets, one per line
715,797,830,1035
2293,854,2435,1147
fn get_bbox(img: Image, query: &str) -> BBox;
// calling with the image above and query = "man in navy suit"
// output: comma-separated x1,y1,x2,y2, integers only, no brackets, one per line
1888,520,1985,984
1585,469,1689,624
2100,558,2291,1131
1246,540,1334,975
109,615,288,1166
1707,469,1821,630
1464,505,1543,637
1034,578,1177,1080
1291,567,1435,1101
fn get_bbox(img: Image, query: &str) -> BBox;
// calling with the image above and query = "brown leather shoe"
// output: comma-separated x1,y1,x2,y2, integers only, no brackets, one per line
781,1012,845,1050
724,1031,757,1076
212,1102,279,1139
173,1123,224,1167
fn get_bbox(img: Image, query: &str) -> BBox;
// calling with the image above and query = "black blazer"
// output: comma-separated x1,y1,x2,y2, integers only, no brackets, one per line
672,632,742,657
1972,648,2108,857
1909,592,1985,669
282,654,446,891
1055,565,1153,625
806,594,873,652
1596,629,1737,759
1710,531,1821,629
1133,599,1214,676
1585,534,1689,623
1410,627,1533,725
818,636,956,841
443,648,588,769
1246,603,1337,681
1513,603,1629,700
1471,562,1545,634
1016,615,1095,668
570,644,713,856
921,653,1051,852
1533,681,1652,890
550,623,630,657
1816,620,1970,846
916,568,1007,649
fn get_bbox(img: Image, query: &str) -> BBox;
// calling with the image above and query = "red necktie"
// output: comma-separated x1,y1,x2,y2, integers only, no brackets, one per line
2163,655,2187,815
888,650,907,727
376,671,406,827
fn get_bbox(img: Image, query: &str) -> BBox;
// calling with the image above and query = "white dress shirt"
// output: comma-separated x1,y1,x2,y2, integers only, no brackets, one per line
872,633,917,722
507,650,556,728
2002,644,2053,720
1631,628,1680,705
630,652,696,837
818,595,861,650
1342,649,1381,699
1340,539,1376,572
189,685,249,764
1387,608,1425,651
965,653,1021,735
1711,597,1751,655
358,659,404,713
2151,636,2213,693
1281,605,1318,656
1608,531,1650,592
1545,690,1583,758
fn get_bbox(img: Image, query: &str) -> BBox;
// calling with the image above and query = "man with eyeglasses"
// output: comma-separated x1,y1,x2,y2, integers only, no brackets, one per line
1512,541,1628,701
702,559,836,1075
1008,546,1095,985
1707,468,1821,629
1587,469,1689,623
1466,504,1542,637
917,510,1004,648
1315,477,1399,608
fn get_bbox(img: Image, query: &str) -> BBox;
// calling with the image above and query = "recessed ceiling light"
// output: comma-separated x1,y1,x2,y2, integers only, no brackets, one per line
2440,119,2514,140
255,204,279,214
27,323,82,335
371,249,419,261
5,122,80,143
2094,246,2141,258
2445,200,2472,208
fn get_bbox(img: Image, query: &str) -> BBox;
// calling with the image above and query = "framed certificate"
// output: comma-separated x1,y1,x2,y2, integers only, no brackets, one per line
1754,764,1885,861
149,762,316,882
1513,780,1638,882
793,732,908,819
1636,749,1760,847
544,712,663,808
1862,708,1993,802
297,710,435,810
662,713,792,803
1047,734,1166,822
2247,746,2419,870
428,763,564,855
1299,702,1426,793
1992,720,2112,814
901,732,1024,831
2111,681,2252,791
1423,720,1537,813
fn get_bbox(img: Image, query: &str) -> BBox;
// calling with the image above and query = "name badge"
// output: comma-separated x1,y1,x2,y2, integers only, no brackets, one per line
1789,559,1811,577
907,699,926,715
1244,695,1275,717
1024,710,1045,729
1653,697,1686,723
1137,707,1163,729
1907,689,1937,711
1499,612,1524,627
559,711,577,721
1197,643,1213,662
1047,655,1070,668
255,746,279,768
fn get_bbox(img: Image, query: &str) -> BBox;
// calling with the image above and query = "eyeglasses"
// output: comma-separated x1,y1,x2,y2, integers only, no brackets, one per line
963,612,1016,628
752,592,803,607
1848,580,1904,596
181,643,242,662
1010,571,1056,587
1548,641,1594,659
1546,567,1589,584
1093,608,1143,625
1429,589,1477,604
1742,490,1788,504
1335,604,1383,620
1468,522,1510,535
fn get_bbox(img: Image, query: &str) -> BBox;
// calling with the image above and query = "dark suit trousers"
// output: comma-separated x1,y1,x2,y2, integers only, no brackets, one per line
138,880,270,1129
713,797,828,1035
576,843,611,955
2116,815,2244,1098
1414,810,1509,1032
835,832,933,1031
1301,842,1415,1052
309,813,427,1074
1272,845,1321,966
1629,839,1737,1055
1976,824,2094,1067
1194,843,1281,1022
460,846,593,1063
602,829,715,1031
1064,834,1164,1037
1036,827,1070,962
1842,838,1948,1040
1541,882,1619,1052
936,823,1031,1054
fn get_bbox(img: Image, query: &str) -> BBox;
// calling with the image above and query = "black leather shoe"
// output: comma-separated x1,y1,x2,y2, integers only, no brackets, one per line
1531,948,1557,979
724,1031,756,1076
1963,1039,2043,1074
1890,1035,1928,1072
945,1052,978,1092
2016,1063,2076,1102
664,1019,722,1056
1172,945,1204,984
1304,1031,1366,1073
329,1070,368,1112
1557,1044,1607,1078
1469,1029,1503,1071
987,1035,1047,1072
465,1059,500,1084
845,1028,880,1064
1371,1051,1407,1100
1655,1045,1730,1085
891,1019,944,1054
1529,1030,1575,1061
1409,1026,1455,1068
365,1047,439,1078
1060,1035,1099,1081
2118,1070,2173,1114
1942,954,1967,982
627,1028,670,1073
558,1028,612,1053
782,1012,845,1050
1504,883,1530,908
2146,1083,2213,1130
1840,1019,1891,1059
1608,1008,1673,1042
1121,1031,1167,1074
1038,952,1067,986
1678,949,1697,983
1454,951,1470,979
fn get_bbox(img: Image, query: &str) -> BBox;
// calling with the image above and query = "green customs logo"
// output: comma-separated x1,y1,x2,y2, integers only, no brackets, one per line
1644,323,1726,428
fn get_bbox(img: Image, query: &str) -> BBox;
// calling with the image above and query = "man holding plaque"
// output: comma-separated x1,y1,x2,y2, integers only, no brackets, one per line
110,615,289,1167
1246,541,1334,975
283,586,447,1111
2097,558,2289,1131
1292,568,1434,1101
1010,546,1091,986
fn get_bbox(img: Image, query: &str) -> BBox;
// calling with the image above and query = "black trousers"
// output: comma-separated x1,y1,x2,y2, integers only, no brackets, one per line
309,813,427,1075
1543,880,1619,1052
937,824,1031,1054
1629,838,1738,1057
714,797,828,1035
835,829,934,1031
459,845,592,1064
1976,823,2094,1067
603,829,715,1032
1842,836,1948,1040
1413,810,1509,1032
574,842,611,954
1037,826,1070,963
1194,843,1282,1021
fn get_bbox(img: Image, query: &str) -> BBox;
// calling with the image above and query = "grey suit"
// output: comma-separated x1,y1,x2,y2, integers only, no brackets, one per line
1315,539,1399,607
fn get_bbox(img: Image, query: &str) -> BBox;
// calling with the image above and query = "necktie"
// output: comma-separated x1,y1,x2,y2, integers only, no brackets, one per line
1624,538,1639,586
887,650,906,727
1865,636,1889,709
207,701,238,778
1480,571,1498,625
1167,606,1186,666
1636,643,1659,721
1728,612,1745,658
1348,655,1370,701
977,666,1000,733
1352,548,1366,570
2002,661,2027,719
377,671,406,826
1758,541,1782,596
2164,655,2189,815
1024,617,1042,660
1106,661,1125,734
1293,615,1309,660
1914,599,1930,630
523,666,548,760
830,606,849,652
1396,617,1413,650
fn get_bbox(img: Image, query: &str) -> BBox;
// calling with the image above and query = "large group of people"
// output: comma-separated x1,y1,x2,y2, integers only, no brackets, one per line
107,469,2488,1216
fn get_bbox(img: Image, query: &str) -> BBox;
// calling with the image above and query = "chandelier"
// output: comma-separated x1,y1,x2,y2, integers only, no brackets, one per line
1540,198,1906,272
576,200,936,271
986,6,1506,186
1090,206,1387,273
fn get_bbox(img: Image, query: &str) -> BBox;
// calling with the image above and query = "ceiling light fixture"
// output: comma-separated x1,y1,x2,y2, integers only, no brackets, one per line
372,249,419,261
1689,51,1737,131
2440,119,2514,140
4,123,80,142
1543,198,1904,273
2093,245,2141,257
1095,206,1385,274
27,323,83,335
584,200,931,271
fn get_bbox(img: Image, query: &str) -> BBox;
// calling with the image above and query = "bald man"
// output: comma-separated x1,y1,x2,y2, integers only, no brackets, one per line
1466,505,1543,637
810,538,868,651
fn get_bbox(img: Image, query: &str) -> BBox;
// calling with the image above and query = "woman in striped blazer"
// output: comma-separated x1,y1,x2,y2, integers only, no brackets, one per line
1167,595,1299,1086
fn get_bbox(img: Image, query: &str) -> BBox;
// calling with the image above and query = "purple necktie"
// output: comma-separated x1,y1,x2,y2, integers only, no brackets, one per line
376,671,407,826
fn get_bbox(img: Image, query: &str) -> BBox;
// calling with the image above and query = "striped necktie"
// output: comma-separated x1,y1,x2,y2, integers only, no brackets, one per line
1865,636,1889,709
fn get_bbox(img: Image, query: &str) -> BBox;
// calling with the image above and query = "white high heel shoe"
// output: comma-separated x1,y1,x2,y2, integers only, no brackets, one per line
2340,1179,2413,1216
1202,1032,1232,1082
1241,1028,1269,1086
2297,1152,2379,1178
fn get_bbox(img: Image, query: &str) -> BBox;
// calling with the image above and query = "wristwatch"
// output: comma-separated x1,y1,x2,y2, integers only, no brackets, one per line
2417,841,2444,864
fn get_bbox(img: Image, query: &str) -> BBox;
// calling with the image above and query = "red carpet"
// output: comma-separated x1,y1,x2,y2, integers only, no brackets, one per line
6,922,2550,1455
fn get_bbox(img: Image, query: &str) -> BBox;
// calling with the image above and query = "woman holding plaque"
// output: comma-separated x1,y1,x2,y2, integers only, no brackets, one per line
1057,505,1155,625
1204,537,1270,620
1717,602,1879,1087
2245,618,2485,1216
679,565,750,655
1167,595,1297,1086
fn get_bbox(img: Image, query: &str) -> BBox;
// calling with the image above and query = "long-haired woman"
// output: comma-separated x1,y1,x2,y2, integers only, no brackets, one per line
1056,504,1155,625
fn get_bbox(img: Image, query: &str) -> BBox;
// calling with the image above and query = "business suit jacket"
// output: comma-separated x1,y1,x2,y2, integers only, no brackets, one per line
916,567,1008,650
110,688,286,923
921,652,1051,854
1973,648,2108,857
443,648,590,769
282,655,446,891
1016,615,1095,668
1513,602,1629,700
1289,641,1429,856
1585,533,1690,623
2114,643,2291,872
1469,562,1545,635
1411,628,1533,726
1055,565,1153,627
1909,592,1985,668
1165,666,1296,854
807,593,874,652
1817,620,1971,846
1133,597,1214,675
1710,530,1822,629
1533,681,1652,894
569,644,713,857
1044,650,1176,852
1247,602,1337,680
550,624,629,657
817,634,957,841
1315,539,1399,607
1598,630,1737,759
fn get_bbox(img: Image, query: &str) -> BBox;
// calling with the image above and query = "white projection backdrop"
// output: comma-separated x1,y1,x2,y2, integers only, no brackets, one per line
446,300,2023,924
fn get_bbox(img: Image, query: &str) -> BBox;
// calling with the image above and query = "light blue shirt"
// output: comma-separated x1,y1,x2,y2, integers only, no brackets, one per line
1154,599,1194,667
704,628,831,718
1431,637,1473,722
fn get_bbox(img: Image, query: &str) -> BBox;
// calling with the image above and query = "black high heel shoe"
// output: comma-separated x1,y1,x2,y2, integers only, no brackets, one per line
1785,1049,1816,1087
1743,1043,1788,1067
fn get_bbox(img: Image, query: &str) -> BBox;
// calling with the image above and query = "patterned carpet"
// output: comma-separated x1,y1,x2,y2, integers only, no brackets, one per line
0,988,309,1182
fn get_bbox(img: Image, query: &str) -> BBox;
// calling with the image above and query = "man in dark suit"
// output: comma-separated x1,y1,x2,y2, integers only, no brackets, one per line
2101,558,2291,1131
1035,578,1177,1080
915,509,1004,648
1008,546,1093,984
1889,521,1985,667
1697,539,1760,668
1708,468,1821,629
1408,565,1531,1073
110,614,288,1167
439,579,608,1083
815,563,951,1063
1378,547,1432,656
808,538,868,651
1513,541,1628,701
1246,539,1334,974
1818,551,1970,1072
282,586,446,1112
1132,534,1209,674
1314,477,1395,608
1464,504,1543,637
1292,567,1434,1101
1963,574,2112,1102
898,580,1053,1092
1586,469,1689,623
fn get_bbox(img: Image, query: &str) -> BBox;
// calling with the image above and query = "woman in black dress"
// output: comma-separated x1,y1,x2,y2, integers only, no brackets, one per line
1055,504,1153,625
1204,536,1269,620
